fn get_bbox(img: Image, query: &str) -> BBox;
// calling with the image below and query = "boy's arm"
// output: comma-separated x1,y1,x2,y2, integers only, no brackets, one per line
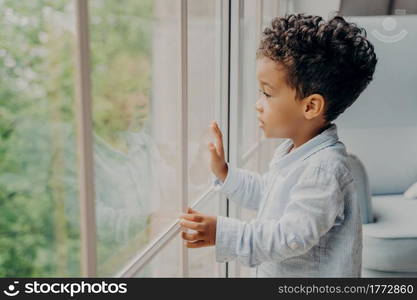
214,165,350,267
212,162,267,211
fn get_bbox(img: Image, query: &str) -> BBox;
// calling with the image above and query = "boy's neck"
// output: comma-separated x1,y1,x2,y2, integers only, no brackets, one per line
289,123,331,152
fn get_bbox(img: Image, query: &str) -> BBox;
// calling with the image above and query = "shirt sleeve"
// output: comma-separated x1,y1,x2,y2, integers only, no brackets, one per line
214,166,346,267
212,162,268,211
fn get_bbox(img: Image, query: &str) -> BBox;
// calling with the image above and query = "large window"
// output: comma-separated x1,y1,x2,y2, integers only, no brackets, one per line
1,0,285,277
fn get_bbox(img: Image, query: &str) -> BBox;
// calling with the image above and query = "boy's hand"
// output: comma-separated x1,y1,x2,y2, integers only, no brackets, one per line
209,120,228,182
179,207,217,248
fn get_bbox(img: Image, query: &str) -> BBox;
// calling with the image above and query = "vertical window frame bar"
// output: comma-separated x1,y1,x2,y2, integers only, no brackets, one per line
179,0,189,278
74,0,97,277
228,0,243,278
216,0,232,278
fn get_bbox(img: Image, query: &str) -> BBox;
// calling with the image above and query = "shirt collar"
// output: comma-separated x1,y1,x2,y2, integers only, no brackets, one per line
269,123,339,173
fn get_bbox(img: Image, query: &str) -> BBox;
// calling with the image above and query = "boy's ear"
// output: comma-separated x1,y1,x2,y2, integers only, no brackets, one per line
301,94,326,120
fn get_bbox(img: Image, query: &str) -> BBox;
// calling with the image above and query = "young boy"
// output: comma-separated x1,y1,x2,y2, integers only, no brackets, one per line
179,14,377,277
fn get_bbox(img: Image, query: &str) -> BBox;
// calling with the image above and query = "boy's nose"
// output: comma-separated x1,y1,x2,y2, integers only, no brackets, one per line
255,98,263,112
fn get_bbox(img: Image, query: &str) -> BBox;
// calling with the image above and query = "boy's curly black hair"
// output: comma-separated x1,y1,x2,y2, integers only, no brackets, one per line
257,13,378,123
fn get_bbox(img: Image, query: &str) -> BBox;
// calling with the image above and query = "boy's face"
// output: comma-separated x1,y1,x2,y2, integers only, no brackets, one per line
255,56,305,139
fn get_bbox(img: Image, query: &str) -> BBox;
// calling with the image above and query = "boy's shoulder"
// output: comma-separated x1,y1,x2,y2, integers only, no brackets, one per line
299,141,353,186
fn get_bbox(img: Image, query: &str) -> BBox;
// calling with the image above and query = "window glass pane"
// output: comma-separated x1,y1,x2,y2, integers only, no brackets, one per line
188,196,222,277
135,236,182,277
239,0,260,159
188,0,223,203
89,0,182,276
0,1,80,276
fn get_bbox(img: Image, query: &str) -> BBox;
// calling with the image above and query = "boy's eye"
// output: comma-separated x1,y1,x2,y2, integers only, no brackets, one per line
258,89,271,99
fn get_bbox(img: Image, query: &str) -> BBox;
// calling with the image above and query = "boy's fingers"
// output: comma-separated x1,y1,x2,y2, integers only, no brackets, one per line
185,240,209,248
213,123,222,139
187,207,199,214
180,213,203,223
215,134,225,159
208,142,214,150
212,120,222,137
209,141,224,163
179,220,203,231
208,142,220,160
211,122,224,155
181,231,203,241
214,130,224,155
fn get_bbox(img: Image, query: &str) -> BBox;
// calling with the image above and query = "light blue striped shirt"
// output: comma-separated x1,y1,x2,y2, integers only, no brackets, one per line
213,123,362,277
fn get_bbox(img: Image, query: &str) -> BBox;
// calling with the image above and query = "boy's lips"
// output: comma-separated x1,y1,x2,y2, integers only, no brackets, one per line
258,118,264,127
